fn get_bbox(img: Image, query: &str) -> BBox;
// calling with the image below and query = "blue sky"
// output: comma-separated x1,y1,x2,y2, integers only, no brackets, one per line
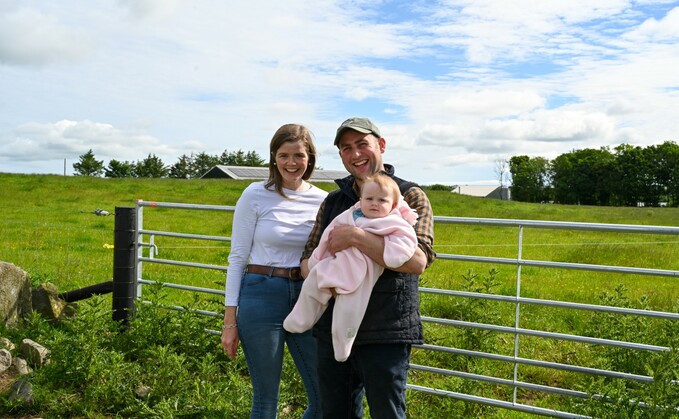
1,0,678,186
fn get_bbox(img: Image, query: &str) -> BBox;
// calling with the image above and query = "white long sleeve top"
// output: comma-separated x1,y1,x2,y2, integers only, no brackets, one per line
224,181,327,306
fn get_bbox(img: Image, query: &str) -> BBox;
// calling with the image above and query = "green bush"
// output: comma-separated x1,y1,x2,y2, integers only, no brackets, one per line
0,286,258,418
572,286,679,418
423,184,452,191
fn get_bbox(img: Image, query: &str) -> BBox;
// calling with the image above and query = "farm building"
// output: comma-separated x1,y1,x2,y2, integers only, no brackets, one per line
452,185,511,200
201,165,349,182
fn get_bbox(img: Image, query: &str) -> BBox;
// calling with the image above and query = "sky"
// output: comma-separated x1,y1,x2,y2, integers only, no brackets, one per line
1,0,679,186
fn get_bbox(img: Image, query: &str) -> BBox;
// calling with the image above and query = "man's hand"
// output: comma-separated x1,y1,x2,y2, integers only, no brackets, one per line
326,225,363,255
327,224,427,275
301,258,310,279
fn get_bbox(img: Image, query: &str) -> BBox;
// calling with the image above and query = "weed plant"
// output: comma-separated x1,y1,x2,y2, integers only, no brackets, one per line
0,284,312,418
566,287,679,418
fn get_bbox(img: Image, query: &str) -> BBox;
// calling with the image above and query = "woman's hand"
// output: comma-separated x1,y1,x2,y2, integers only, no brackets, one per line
221,306,239,360
221,327,240,360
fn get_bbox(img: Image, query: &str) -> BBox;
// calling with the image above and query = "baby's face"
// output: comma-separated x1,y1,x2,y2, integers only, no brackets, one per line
359,181,394,218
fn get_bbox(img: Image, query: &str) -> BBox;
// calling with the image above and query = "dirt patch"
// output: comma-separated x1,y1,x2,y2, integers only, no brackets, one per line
0,368,19,392
1,369,38,419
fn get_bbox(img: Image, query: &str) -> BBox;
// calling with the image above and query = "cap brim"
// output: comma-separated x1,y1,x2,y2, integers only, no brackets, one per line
334,126,373,146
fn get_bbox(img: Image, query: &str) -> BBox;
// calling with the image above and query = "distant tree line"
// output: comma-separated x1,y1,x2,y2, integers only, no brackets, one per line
72,149,267,179
509,141,679,207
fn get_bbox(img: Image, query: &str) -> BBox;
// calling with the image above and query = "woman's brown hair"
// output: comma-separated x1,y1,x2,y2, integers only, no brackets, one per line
265,124,317,198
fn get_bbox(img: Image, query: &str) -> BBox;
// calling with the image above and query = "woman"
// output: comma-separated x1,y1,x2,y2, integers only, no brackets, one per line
221,123,327,419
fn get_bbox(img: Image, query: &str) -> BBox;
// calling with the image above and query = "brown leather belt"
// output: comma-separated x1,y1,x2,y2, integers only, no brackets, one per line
245,264,303,281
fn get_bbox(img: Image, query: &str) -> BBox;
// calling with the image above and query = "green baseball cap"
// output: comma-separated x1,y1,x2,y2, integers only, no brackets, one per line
334,117,381,146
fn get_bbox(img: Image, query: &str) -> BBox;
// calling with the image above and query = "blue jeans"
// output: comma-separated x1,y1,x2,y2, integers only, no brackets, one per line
317,338,411,419
238,272,321,419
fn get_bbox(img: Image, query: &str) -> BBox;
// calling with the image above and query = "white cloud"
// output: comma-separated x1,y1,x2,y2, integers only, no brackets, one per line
415,109,613,146
443,89,545,116
117,0,181,21
1,1,678,185
417,124,476,147
430,0,637,64
626,6,679,41
1,120,176,163
443,151,496,166
0,7,91,66
527,109,615,142
345,87,373,101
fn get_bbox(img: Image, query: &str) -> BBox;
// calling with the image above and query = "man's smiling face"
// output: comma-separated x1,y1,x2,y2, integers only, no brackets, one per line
337,130,386,184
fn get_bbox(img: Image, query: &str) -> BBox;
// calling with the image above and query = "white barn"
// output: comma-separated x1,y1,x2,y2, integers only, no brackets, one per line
201,165,349,182
452,185,511,200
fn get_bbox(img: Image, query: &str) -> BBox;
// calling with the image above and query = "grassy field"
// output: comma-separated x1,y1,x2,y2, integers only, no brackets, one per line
2,172,679,418
3,172,677,294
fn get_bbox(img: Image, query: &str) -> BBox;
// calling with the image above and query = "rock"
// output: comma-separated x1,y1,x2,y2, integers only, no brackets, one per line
0,262,32,327
58,302,78,322
8,377,33,404
0,337,15,351
0,348,11,373
32,282,67,322
13,357,32,375
20,339,50,369
136,384,152,399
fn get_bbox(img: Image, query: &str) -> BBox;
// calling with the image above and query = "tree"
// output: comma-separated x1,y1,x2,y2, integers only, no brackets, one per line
613,144,647,206
105,159,134,178
166,149,267,179
660,141,679,207
551,152,575,205
494,159,509,199
191,152,220,178
73,149,104,177
134,154,168,178
509,156,550,202
232,150,246,166
219,149,236,165
219,149,244,166
218,149,266,167
509,141,679,207
244,150,266,167
552,147,615,206
644,141,679,207
169,154,193,179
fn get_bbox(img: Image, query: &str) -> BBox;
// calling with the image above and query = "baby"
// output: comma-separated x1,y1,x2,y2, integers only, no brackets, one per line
284,173,418,361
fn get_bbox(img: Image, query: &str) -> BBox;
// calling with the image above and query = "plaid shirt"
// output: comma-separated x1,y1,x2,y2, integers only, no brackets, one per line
302,181,435,267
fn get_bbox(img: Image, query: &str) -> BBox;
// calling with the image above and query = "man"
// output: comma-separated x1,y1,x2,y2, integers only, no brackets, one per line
300,117,435,419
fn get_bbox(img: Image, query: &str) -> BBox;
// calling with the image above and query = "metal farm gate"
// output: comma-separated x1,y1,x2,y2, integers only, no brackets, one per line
119,200,679,418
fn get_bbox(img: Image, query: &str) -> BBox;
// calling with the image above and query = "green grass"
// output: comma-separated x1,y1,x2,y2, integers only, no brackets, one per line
2,172,679,418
